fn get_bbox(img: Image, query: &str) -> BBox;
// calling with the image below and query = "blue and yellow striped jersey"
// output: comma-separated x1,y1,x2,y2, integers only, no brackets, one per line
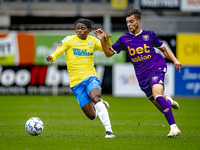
51,34,103,87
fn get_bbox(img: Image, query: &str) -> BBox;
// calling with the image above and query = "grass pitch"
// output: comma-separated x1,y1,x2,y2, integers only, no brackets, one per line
0,95,200,150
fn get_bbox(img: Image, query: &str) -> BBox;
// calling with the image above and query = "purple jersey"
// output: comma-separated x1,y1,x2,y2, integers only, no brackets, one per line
111,30,167,86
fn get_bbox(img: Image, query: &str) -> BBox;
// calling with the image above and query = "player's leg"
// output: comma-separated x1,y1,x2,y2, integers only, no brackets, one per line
151,99,163,113
165,94,179,109
71,81,97,120
87,77,114,138
81,101,96,120
71,77,114,138
140,74,163,113
153,83,181,138
149,94,179,112
147,95,163,113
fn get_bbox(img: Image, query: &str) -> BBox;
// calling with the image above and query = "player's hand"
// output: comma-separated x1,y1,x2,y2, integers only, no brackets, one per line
94,29,105,40
174,61,182,73
46,55,52,62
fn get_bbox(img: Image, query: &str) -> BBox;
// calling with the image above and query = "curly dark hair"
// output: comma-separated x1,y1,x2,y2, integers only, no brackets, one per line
74,18,94,29
126,8,141,20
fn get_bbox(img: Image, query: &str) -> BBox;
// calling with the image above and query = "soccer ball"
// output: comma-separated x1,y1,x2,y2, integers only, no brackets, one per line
25,117,44,136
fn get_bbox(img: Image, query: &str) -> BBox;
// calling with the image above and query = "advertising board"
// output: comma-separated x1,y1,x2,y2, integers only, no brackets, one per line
180,0,200,12
177,33,200,65
0,65,72,95
112,63,175,97
175,66,200,96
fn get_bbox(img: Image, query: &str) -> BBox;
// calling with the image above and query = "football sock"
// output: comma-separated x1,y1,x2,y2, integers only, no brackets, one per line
166,98,172,106
94,101,113,132
155,95,176,125
170,124,177,129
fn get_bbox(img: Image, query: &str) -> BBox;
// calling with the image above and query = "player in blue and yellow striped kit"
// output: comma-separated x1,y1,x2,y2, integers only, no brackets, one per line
46,18,114,138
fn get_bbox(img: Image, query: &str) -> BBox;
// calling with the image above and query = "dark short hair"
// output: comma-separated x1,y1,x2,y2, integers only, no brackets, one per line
126,8,141,20
74,18,94,29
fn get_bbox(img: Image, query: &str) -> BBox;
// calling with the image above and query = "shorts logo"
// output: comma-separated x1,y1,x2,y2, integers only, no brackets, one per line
93,80,98,84
143,35,149,41
152,76,158,82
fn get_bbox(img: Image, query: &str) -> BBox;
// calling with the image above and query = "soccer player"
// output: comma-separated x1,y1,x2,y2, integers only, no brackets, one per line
94,8,182,138
46,18,114,138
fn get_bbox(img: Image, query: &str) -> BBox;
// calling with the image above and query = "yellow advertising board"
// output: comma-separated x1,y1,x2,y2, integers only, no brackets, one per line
111,0,128,10
177,33,200,65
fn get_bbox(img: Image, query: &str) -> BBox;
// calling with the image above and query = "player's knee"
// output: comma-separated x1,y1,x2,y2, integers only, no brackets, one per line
87,114,96,120
85,110,96,120
92,98,101,105
89,89,101,103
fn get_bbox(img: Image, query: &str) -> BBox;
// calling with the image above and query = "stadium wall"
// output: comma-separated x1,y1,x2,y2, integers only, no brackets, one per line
0,31,200,97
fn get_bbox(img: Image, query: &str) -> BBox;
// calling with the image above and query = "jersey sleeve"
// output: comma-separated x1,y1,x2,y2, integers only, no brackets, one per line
93,37,103,52
152,31,163,48
51,37,69,61
111,37,125,54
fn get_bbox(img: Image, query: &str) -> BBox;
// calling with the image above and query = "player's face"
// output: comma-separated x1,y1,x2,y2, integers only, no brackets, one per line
126,15,141,34
75,23,91,40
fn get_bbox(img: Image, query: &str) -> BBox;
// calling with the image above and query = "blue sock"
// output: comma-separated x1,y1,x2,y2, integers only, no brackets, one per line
155,95,176,125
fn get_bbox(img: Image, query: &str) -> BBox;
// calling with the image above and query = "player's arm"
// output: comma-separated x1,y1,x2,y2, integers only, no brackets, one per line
104,33,113,47
46,44,68,62
159,45,182,73
94,29,115,57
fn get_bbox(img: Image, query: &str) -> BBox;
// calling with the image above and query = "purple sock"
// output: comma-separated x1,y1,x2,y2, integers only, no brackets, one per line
166,99,172,106
156,96,176,125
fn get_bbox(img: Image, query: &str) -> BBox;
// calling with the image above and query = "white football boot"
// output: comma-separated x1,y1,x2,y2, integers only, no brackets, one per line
165,94,179,109
105,131,115,138
101,99,109,109
167,125,181,138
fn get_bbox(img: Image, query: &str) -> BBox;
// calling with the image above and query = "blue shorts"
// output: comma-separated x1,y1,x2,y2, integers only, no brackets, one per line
140,71,165,101
71,76,101,108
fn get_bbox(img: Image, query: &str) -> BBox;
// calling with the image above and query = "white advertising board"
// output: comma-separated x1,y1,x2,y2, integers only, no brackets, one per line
112,63,175,97
180,0,200,12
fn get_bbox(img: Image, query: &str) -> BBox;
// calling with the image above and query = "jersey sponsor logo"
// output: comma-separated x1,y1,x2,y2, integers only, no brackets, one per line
73,48,93,56
131,54,151,63
125,39,132,42
128,44,151,63
142,35,149,41
128,44,150,56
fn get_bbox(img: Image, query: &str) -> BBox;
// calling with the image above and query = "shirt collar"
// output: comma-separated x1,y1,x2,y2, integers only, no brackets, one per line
130,29,143,36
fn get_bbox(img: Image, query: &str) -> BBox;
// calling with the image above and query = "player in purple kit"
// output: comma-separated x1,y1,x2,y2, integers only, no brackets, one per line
94,8,182,138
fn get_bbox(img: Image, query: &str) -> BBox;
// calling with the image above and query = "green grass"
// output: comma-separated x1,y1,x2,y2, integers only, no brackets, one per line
0,95,200,150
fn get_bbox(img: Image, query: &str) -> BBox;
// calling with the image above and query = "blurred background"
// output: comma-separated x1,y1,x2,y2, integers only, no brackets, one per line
0,0,200,97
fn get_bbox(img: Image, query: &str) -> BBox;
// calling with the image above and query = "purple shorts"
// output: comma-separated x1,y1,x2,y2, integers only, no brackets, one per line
139,71,165,101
